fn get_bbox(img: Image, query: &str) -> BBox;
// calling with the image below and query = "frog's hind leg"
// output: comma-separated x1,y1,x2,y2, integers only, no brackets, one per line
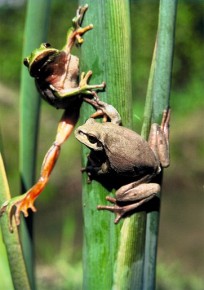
0,108,79,232
160,108,171,142
97,195,154,224
97,182,160,224
148,109,170,168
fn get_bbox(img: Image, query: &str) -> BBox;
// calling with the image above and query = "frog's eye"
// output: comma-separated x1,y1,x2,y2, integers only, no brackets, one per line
88,135,103,148
43,42,51,48
23,58,29,67
88,135,98,144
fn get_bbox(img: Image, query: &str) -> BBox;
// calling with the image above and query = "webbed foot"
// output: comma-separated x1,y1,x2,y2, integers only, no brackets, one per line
0,194,37,232
80,71,106,94
97,195,153,224
83,97,122,125
72,4,93,44
97,196,126,224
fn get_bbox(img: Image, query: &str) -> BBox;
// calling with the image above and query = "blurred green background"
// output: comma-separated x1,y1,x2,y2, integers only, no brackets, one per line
0,0,203,289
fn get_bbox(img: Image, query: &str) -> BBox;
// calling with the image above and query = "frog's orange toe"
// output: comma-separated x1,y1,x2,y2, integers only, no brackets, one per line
0,195,37,232
15,197,37,218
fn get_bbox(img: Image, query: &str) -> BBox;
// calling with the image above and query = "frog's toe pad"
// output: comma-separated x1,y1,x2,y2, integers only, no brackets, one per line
0,196,37,232
97,196,125,224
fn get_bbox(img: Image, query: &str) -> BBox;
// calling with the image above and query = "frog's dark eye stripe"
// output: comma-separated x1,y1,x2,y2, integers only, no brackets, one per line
86,134,102,148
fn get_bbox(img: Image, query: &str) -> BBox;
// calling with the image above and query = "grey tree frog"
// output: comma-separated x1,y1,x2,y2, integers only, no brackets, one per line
75,99,170,223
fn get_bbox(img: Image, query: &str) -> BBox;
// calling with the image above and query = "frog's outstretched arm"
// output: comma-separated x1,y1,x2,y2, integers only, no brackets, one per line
0,108,79,232
65,4,93,52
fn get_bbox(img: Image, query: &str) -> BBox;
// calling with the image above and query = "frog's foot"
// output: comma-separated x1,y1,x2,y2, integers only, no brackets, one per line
73,4,88,28
97,196,126,224
80,71,106,94
97,195,153,224
83,97,122,125
81,167,93,184
160,107,171,140
0,194,37,232
72,5,93,44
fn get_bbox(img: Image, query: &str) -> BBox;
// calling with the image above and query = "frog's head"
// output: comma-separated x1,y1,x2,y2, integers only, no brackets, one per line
75,118,104,151
23,43,59,78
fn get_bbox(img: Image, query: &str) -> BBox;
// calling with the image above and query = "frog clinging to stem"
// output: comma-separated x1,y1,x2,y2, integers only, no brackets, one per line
0,5,105,232
75,99,170,223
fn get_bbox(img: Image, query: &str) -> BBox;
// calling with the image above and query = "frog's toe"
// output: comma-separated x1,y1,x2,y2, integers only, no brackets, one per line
0,195,37,232
97,196,126,224
0,200,9,217
97,203,125,224
0,200,18,232
15,197,37,219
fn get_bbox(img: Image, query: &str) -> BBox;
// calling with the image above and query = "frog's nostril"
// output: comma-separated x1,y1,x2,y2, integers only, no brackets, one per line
78,130,85,136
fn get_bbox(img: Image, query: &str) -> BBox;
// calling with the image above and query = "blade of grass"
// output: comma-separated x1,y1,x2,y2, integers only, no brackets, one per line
79,1,132,289
141,1,178,289
0,153,31,290
19,1,51,288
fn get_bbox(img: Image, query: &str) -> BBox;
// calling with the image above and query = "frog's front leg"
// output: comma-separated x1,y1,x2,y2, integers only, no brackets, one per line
97,182,160,224
83,97,122,125
79,71,106,95
66,4,93,51
53,71,106,98
148,109,170,168
0,108,79,232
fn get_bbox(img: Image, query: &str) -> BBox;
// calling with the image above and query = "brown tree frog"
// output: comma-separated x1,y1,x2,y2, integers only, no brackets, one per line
0,5,105,232
75,99,170,223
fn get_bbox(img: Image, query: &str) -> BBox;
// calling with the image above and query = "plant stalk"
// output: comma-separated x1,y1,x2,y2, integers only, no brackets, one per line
142,1,178,289
0,154,31,290
79,1,132,289
19,0,51,288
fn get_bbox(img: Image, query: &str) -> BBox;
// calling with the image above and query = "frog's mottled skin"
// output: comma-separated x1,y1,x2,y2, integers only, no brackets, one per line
75,100,170,223
76,118,160,178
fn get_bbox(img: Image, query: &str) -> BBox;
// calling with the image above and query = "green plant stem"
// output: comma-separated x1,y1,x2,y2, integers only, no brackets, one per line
79,1,132,289
113,215,146,289
19,0,51,288
141,1,178,289
0,154,31,290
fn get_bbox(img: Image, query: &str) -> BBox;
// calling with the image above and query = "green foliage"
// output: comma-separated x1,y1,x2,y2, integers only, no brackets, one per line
130,1,204,118
0,154,31,290
0,1,203,289
157,263,204,290
1,1,204,114
0,7,25,86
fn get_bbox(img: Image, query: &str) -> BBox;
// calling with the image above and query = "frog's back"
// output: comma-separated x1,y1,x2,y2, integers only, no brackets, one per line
103,123,159,178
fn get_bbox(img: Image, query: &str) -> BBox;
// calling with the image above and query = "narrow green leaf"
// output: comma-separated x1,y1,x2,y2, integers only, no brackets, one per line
19,1,51,288
79,1,132,289
0,154,31,290
142,1,178,289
